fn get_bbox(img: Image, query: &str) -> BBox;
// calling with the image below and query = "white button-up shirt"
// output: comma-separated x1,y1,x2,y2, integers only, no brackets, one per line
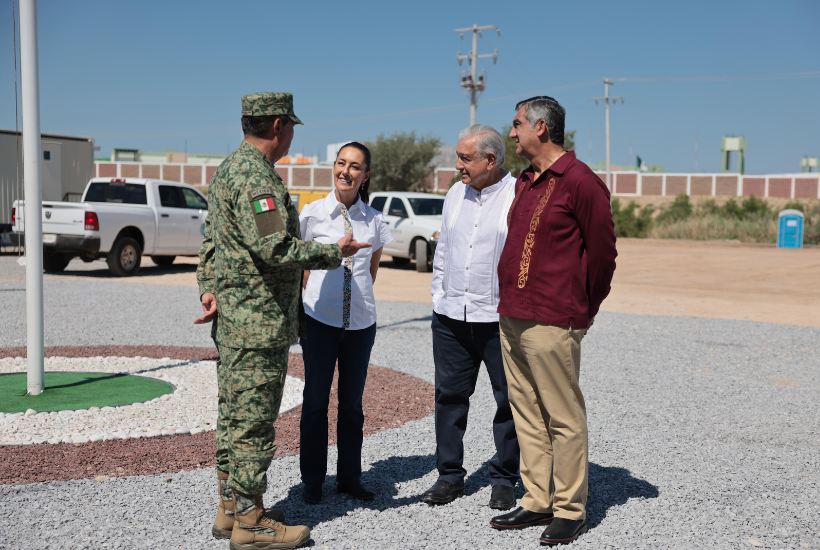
300,191,392,330
431,171,517,323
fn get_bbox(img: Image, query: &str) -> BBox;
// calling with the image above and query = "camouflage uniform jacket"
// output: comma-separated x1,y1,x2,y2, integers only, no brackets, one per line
197,140,342,349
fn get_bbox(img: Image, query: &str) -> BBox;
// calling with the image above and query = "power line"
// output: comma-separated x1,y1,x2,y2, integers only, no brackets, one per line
89,70,820,140
481,80,601,106
496,32,549,90
478,32,532,92
614,71,820,83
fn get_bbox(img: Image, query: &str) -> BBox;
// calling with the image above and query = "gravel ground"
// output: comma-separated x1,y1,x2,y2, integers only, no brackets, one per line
0,356,305,444
1,257,819,549
0,353,434,485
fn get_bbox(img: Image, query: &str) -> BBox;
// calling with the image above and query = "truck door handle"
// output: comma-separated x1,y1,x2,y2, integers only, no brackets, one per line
161,214,169,218
191,215,199,219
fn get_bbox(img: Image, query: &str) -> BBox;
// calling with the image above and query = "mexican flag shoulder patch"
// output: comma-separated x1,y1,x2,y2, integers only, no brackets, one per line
253,197,275,213
247,190,285,237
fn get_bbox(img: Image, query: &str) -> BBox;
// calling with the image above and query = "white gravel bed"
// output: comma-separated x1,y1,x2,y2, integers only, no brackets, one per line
0,356,304,446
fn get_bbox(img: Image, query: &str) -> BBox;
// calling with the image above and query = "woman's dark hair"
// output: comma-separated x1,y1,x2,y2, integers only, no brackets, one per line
336,141,371,204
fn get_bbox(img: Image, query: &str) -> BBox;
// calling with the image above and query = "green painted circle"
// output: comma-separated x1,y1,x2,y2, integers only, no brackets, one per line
0,372,173,413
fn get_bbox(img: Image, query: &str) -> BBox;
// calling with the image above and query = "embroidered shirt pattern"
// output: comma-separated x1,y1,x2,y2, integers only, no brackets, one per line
517,178,556,289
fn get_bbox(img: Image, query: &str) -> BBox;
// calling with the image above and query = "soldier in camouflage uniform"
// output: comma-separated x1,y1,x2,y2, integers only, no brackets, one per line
195,92,370,550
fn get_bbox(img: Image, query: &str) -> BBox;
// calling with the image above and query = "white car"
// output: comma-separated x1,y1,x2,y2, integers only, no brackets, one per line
368,192,444,272
12,177,208,276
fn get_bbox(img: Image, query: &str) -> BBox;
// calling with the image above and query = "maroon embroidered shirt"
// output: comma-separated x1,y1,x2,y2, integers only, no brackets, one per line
496,151,617,329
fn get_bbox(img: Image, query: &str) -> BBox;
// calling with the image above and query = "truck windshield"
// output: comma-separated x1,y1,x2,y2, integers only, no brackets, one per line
84,182,147,205
408,198,444,216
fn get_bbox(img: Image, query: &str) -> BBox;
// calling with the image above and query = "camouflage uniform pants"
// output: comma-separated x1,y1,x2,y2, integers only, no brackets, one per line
215,344,288,496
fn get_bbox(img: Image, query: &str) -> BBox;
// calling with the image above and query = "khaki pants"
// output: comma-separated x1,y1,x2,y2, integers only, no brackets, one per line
499,316,588,521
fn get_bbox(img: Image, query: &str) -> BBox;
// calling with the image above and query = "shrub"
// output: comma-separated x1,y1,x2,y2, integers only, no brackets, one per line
782,201,804,213
790,201,820,245
649,214,777,243
721,198,744,219
611,198,654,238
697,199,721,216
740,196,773,219
655,194,692,225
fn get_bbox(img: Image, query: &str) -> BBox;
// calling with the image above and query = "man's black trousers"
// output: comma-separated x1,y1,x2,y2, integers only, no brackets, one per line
431,311,520,488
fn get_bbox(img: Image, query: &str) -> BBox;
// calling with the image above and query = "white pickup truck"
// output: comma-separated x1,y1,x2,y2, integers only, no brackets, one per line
11,177,208,276
368,191,444,272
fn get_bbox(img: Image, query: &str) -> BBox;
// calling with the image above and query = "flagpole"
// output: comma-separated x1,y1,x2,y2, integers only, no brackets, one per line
20,0,45,395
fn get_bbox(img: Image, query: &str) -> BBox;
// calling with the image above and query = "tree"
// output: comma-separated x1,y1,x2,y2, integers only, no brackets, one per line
564,130,576,153
365,131,442,192
502,125,577,177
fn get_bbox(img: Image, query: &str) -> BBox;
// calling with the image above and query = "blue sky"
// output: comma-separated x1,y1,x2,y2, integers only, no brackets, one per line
1,0,818,174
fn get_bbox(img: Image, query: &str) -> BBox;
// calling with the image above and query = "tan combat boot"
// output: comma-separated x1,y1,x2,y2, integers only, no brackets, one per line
230,494,310,550
213,471,284,539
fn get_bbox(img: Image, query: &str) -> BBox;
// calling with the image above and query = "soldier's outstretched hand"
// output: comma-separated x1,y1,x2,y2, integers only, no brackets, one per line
336,233,372,258
194,292,218,324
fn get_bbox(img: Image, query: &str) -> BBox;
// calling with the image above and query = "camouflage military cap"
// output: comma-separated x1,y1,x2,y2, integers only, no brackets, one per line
241,92,303,125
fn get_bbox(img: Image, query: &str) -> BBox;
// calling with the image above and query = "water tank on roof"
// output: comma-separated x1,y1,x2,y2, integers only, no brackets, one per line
777,209,804,249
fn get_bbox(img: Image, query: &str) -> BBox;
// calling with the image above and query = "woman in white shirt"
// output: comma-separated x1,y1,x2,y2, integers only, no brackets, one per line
298,142,392,505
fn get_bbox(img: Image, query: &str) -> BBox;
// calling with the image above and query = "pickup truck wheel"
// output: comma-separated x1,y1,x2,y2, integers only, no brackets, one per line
43,252,71,272
151,255,176,266
392,256,410,266
107,237,142,277
415,239,430,272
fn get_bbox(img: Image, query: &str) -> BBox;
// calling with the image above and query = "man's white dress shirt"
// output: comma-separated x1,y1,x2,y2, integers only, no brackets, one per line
300,191,392,330
431,170,517,323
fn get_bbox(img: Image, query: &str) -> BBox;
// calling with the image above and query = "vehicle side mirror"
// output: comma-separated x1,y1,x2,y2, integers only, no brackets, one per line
389,209,408,218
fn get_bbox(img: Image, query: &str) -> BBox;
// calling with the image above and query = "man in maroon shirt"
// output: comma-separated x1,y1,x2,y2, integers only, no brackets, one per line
489,96,617,546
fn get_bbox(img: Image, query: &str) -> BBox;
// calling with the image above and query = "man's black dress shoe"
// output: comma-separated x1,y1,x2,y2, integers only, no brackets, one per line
539,518,587,546
301,482,322,504
488,485,516,510
421,480,464,504
337,481,375,501
490,506,554,529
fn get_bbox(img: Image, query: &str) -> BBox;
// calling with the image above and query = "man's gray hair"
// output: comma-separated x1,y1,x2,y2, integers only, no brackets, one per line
514,96,565,146
458,124,506,166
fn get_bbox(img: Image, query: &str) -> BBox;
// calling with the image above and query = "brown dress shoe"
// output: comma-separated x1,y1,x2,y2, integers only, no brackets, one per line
230,494,309,550
213,472,284,539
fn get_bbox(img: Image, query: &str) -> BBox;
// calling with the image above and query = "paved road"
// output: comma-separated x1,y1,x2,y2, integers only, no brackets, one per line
1,256,819,549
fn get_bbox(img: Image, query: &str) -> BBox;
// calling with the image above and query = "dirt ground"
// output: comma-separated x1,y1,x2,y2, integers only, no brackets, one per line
3,238,819,327
382,239,820,327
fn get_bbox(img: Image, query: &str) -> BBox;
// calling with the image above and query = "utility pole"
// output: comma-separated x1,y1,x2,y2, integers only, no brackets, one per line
20,0,44,395
454,24,498,126
591,78,624,192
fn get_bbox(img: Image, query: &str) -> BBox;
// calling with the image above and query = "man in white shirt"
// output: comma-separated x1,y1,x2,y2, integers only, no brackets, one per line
422,124,520,510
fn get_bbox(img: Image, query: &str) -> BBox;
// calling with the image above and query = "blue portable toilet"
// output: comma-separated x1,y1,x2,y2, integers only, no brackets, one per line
777,209,804,249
